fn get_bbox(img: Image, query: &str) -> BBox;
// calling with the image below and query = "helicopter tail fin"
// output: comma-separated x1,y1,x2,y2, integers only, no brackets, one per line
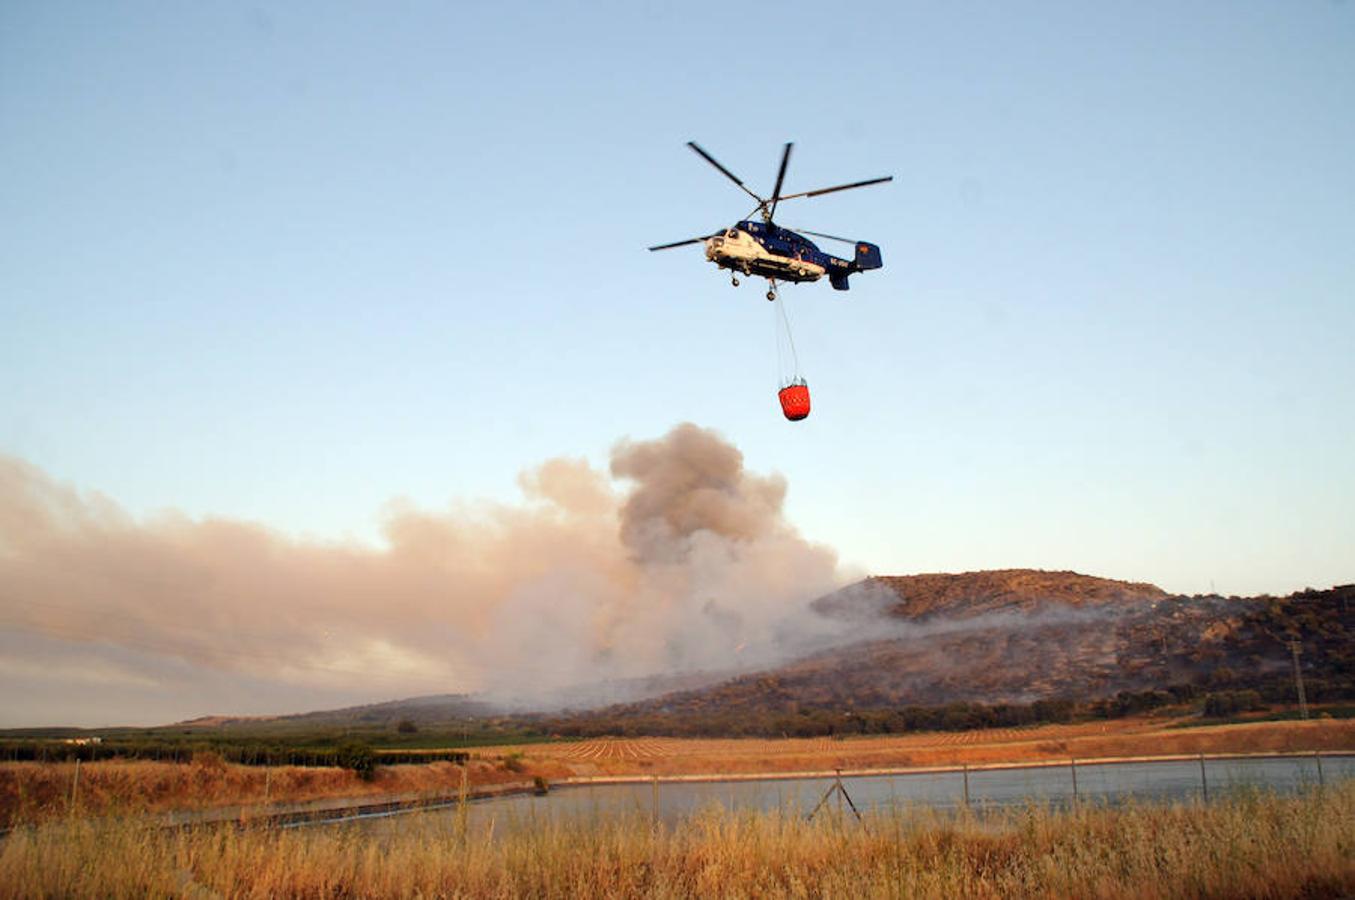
829,272,850,291
852,242,882,271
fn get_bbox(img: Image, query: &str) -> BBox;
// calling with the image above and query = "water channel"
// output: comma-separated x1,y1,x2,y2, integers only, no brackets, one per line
348,754,1352,833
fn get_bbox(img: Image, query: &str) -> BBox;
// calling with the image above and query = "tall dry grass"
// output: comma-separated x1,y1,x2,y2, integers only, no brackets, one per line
3,781,1352,898
0,757,549,827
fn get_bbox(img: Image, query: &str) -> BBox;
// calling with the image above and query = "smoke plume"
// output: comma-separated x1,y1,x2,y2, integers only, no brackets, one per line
0,424,848,725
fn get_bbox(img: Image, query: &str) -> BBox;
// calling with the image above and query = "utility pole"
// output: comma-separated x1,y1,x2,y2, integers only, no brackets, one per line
1288,640,1309,720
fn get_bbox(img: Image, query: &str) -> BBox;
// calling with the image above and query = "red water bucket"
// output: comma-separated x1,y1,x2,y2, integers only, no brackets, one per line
778,382,811,421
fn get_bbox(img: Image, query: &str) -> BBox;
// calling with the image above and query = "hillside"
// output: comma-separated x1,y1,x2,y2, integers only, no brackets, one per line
547,572,1355,736
159,570,1353,739
160,694,502,737
814,570,1168,619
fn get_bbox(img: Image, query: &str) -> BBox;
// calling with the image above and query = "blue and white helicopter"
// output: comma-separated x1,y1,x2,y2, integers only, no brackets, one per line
649,142,892,301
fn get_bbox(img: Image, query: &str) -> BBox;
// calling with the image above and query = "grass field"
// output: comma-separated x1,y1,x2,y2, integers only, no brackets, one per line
2,781,1352,898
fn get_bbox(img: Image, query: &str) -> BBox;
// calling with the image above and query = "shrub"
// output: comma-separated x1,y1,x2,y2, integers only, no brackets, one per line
1203,690,1265,718
336,742,378,781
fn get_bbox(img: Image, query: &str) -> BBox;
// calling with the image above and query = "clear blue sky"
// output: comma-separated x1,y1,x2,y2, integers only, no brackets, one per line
4,1,1353,597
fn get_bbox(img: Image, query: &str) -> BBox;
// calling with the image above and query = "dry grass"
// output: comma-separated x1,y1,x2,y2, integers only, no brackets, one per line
0,755,572,827
2,781,1352,898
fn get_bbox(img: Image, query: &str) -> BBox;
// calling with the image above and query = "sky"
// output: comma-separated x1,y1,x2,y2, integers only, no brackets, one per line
2,3,1353,726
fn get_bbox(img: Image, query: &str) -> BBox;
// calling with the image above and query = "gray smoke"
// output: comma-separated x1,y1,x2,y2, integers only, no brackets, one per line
0,424,853,725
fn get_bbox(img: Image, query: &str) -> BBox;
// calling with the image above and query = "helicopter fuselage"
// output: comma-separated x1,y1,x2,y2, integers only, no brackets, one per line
704,220,879,291
706,221,827,284
648,141,890,298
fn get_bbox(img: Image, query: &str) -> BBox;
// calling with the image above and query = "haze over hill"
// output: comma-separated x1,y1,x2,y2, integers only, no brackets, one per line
4,425,1351,730
188,571,1351,736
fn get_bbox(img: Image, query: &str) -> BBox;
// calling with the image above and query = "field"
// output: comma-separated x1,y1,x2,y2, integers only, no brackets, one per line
490,715,1355,778
2,782,1352,898
3,715,1351,826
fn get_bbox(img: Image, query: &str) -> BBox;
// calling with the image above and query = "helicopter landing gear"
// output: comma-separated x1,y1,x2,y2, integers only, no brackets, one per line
766,280,778,302
731,274,740,287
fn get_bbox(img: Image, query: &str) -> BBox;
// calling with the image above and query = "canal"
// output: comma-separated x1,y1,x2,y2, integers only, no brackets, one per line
338,753,1352,833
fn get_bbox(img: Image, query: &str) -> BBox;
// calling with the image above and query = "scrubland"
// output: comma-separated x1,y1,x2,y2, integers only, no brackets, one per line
2,781,1352,898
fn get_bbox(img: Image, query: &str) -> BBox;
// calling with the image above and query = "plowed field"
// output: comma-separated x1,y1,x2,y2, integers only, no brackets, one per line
474,718,1355,778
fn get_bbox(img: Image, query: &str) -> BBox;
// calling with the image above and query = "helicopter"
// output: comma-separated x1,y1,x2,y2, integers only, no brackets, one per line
649,142,892,301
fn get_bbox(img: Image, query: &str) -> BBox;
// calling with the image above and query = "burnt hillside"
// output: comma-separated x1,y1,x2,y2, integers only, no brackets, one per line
549,573,1354,736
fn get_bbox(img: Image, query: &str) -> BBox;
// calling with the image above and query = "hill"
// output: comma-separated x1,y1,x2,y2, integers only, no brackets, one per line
147,570,1353,740
813,569,1167,619
165,693,501,735
545,571,1355,736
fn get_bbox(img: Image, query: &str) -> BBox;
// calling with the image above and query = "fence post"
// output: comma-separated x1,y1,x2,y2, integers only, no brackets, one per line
1198,754,1208,802
1070,757,1079,803
651,776,659,827
962,764,970,808
1314,751,1324,788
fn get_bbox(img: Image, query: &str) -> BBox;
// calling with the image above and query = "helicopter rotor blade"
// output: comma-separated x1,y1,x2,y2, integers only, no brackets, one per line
648,233,716,251
785,227,857,245
767,142,793,222
773,175,893,203
687,142,764,204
